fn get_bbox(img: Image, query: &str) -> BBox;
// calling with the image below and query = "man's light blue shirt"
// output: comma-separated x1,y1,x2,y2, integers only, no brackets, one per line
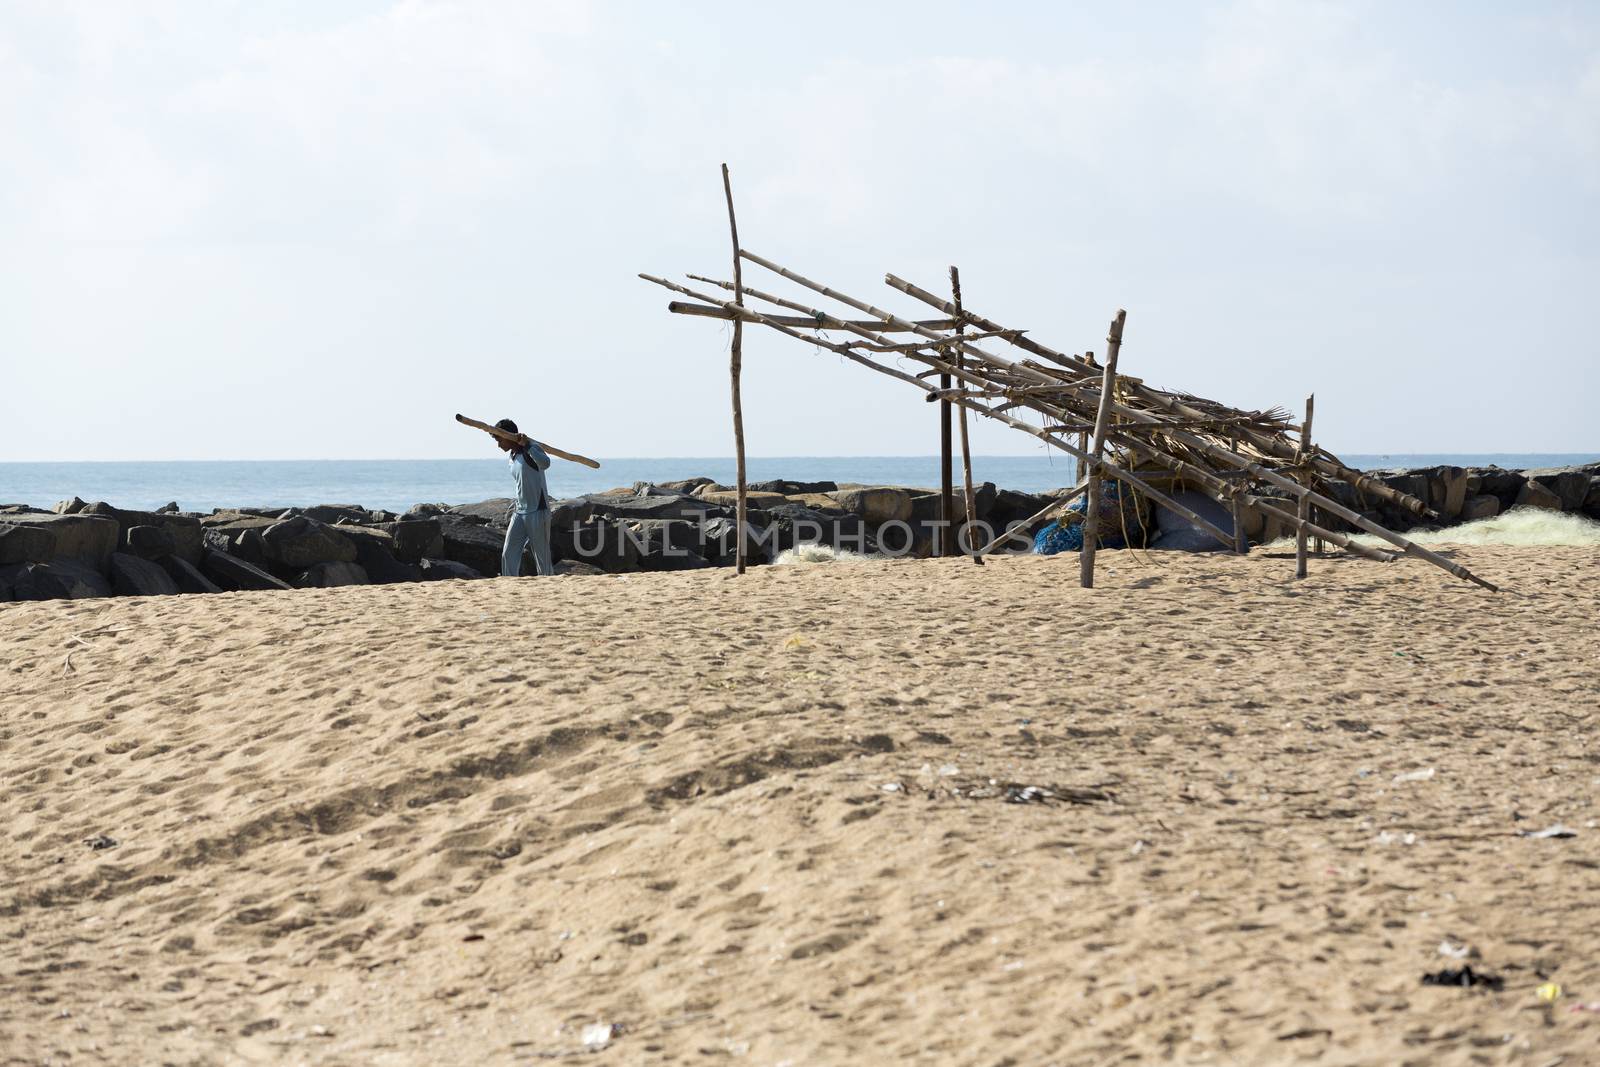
509,441,552,512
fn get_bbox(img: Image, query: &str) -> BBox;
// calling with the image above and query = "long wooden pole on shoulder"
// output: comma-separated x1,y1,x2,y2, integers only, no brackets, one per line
721,163,749,575
453,414,601,468
1081,310,1125,588
950,266,983,566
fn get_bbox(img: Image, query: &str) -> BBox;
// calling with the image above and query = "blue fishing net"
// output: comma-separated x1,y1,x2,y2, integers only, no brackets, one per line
1033,482,1144,555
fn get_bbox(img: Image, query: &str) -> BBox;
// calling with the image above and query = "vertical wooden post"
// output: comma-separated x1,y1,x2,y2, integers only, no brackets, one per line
1080,312,1125,589
1078,352,1094,484
1295,393,1315,579
939,381,954,555
1232,492,1248,554
950,266,983,566
721,163,748,575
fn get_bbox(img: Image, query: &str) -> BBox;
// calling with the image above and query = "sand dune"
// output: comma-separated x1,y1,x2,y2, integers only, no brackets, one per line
2,546,1597,1065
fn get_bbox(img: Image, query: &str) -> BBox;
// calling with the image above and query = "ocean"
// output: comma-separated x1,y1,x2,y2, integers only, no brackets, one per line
2,454,1595,515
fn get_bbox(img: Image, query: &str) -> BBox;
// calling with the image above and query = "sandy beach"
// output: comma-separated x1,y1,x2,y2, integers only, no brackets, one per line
2,545,1597,1065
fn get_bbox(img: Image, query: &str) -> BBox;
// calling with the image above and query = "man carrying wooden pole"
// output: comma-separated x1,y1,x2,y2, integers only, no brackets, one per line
453,414,602,577
721,164,749,575
1080,311,1125,589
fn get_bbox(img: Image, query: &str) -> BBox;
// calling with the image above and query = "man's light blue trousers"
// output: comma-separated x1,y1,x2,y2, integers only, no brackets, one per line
503,509,554,577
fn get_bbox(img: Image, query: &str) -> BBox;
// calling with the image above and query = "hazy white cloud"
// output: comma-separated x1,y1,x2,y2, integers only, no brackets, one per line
1,1,1596,460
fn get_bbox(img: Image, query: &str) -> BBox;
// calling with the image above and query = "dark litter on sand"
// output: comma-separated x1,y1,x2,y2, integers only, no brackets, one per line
1421,965,1503,991
998,782,1115,805
84,834,118,851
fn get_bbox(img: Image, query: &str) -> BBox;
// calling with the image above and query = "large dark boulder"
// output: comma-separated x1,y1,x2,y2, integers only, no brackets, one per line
628,519,714,572
124,525,178,560
79,504,204,564
0,514,118,570
759,503,874,555
437,513,505,576
351,539,419,584
372,519,443,562
1515,479,1563,510
1411,465,1469,520
259,516,358,568
402,503,449,520
987,489,1053,531
201,510,272,527
449,499,516,525
303,505,372,525
201,549,293,592
829,487,914,526
551,517,643,573
1585,478,1600,520
203,518,277,568
329,523,392,548
582,492,729,525
748,479,838,495
7,560,112,601
699,516,767,565
0,523,57,565
109,552,181,597
1465,467,1527,512
907,482,998,524
418,558,483,581
159,556,222,594
549,497,599,529
332,526,417,583
654,477,718,494
296,561,369,588
1526,467,1593,511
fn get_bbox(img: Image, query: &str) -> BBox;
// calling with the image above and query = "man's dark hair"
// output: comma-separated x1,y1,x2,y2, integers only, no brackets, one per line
494,418,518,434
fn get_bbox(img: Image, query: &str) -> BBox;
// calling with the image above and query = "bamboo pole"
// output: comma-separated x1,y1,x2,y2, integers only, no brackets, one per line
1080,312,1125,587
721,164,748,575
951,266,982,566
1296,394,1315,579
641,275,931,388
1078,352,1092,484
666,301,956,331
940,373,954,554
640,273,1235,548
1231,490,1248,555
882,272,1436,520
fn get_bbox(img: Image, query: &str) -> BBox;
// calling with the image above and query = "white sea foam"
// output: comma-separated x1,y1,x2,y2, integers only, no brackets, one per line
774,544,872,565
1268,506,1600,550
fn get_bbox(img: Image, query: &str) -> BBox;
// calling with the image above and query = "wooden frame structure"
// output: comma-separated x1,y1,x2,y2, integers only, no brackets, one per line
642,168,1498,593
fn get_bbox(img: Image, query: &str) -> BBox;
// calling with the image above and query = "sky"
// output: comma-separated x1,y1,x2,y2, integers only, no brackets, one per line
2,1,1596,462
